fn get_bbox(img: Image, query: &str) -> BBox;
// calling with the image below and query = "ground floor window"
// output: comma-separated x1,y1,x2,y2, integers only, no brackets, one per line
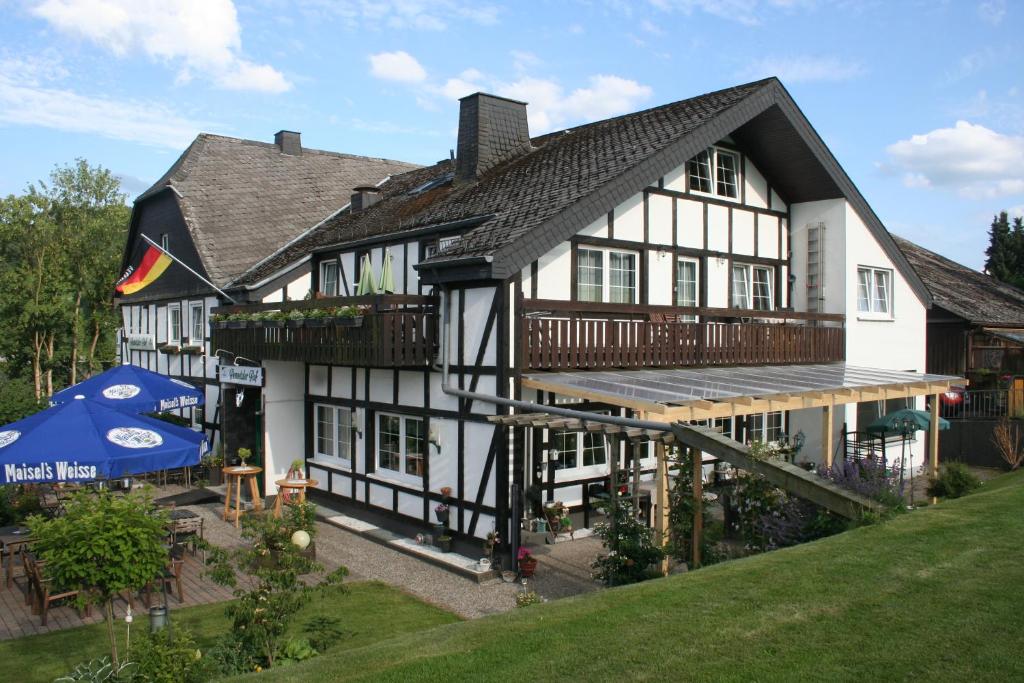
377,413,425,481
314,404,352,465
746,411,783,444
551,430,607,471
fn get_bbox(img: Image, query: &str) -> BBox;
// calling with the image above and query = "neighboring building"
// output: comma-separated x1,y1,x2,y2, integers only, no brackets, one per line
210,78,957,560
894,235,1024,384
115,131,419,454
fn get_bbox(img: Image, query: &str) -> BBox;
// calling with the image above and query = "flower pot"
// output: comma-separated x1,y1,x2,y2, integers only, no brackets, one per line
212,320,228,329
335,316,364,328
435,509,449,524
437,537,452,553
519,558,537,577
285,319,305,328
207,467,222,486
305,318,328,328
264,320,285,328
227,321,246,329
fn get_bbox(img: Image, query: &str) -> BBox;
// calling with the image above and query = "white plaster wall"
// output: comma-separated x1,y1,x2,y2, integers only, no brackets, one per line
707,204,729,252
758,214,779,259
732,209,755,256
648,249,673,305
648,193,673,246
706,257,731,307
579,214,608,238
744,162,769,209
535,242,571,300
461,287,497,366
614,193,644,242
789,199,847,315
678,199,704,249
285,272,311,300
262,360,306,495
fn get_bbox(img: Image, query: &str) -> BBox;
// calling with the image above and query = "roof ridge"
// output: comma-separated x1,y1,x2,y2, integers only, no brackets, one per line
190,132,419,167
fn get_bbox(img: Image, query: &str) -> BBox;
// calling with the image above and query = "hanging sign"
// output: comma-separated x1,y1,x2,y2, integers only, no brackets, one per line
219,365,264,387
125,333,156,351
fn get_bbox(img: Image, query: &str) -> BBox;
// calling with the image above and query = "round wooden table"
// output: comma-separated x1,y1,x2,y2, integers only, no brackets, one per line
222,466,264,528
273,478,318,518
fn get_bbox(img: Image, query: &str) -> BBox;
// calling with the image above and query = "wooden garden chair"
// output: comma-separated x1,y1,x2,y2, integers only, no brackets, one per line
169,515,205,563
145,545,185,607
28,554,88,626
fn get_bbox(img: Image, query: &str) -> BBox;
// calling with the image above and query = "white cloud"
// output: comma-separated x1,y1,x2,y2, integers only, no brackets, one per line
30,0,290,93
884,121,1024,199
640,19,665,35
294,1,499,31
1009,205,1024,219
978,0,1006,25
492,74,652,133
740,55,866,83
511,50,541,73
0,70,207,149
368,51,428,83
568,23,584,34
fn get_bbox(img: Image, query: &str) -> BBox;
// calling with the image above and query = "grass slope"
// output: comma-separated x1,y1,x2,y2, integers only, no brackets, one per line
0,581,457,683
238,472,1024,682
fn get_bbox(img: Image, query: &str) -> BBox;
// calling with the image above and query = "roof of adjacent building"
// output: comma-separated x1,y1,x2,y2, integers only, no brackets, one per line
135,133,419,287
234,78,929,305
894,235,1024,326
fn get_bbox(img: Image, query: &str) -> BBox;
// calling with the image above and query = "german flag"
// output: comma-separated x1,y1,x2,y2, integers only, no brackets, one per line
116,245,172,294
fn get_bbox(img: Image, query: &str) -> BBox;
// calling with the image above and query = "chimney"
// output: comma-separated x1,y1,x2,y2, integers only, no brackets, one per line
455,93,531,183
274,130,301,155
351,185,381,212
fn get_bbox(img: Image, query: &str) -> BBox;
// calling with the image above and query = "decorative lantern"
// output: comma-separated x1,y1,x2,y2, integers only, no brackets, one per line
291,530,311,550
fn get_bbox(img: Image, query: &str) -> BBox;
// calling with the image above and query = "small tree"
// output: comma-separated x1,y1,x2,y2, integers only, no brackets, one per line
28,490,169,668
591,498,664,586
666,448,715,565
992,417,1024,470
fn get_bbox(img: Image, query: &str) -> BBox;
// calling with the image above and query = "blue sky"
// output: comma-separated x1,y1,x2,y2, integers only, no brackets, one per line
0,0,1020,270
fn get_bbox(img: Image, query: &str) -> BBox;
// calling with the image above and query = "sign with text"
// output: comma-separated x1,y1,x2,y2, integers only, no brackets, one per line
218,365,264,387
125,333,156,351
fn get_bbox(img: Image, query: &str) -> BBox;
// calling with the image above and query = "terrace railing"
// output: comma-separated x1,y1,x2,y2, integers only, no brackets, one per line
211,295,437,368
520,298,845,371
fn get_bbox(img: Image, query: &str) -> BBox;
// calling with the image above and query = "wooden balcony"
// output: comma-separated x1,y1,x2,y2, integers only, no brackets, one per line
211,295,437,368
520,299,845,372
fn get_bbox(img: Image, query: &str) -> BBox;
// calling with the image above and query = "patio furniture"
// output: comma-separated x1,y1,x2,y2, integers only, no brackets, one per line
168,509,205,561
223,465,263,528
0,525,33,590
272,477,318,518
27,553,89,625
145,545,185,607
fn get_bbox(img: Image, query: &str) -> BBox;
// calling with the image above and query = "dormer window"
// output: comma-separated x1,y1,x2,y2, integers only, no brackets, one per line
688,147,740,199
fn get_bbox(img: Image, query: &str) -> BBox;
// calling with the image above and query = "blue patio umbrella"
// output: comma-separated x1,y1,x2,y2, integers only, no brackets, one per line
50,364,204,414
0,398,208,484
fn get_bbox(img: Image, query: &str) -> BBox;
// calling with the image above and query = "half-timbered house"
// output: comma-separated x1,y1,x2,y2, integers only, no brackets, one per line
210,78,962,561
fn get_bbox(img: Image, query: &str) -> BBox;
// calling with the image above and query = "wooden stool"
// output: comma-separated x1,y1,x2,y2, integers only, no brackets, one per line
273,478,318,518
222,466,264,528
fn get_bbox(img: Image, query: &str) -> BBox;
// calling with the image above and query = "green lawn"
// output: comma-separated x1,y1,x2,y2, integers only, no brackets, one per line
0,581,458,683
236,471,1024,682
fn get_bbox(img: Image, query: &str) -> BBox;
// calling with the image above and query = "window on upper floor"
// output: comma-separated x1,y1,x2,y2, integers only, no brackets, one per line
731,264,774,311
577,247,638,303
320,260,339,296
167,305,181,344
857,267,892,317
676,257,699,321
424,236,460,259
688,147,740,199
189,302,203,342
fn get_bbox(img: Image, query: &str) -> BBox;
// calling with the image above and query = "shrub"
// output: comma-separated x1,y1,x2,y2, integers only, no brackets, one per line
992,418,1024,470
515,591,542,607
127,627,206,683
818,457,905,511
592,498,664,586
667,449,718,566
927,462,981,499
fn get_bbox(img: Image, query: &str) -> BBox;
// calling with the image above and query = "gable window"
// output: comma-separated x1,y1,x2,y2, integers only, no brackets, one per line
731,264,774,310
577,247,638,303
189,302,203,342
676,257,699,321
167,305,181,344
315,404,352,465
320,260,339,296
377,413,425,482
857,267,892,316
688,147,740,199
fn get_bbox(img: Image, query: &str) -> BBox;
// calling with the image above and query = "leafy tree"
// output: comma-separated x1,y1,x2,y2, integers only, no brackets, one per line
27,491,169,668
0,367,43,424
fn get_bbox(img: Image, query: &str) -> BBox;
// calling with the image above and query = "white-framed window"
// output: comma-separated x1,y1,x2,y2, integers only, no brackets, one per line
167,304,181,344
424,236,460,259
314,404,353,465
747,412,783,444
377,413,425,482
688,147,740,199
857,267,892,317
550,429,607,471
319,260,339,296
577,247,638,303
189,302,203,342
731,264,774,311
676,257,699,321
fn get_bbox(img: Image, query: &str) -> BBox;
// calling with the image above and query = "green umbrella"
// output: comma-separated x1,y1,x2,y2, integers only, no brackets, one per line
378,248,396,294
355,253,378,295
865,408,950,435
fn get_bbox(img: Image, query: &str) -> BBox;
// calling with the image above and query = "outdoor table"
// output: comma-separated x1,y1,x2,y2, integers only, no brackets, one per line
0,525,32,590
272,478,319,518
222,466,263,528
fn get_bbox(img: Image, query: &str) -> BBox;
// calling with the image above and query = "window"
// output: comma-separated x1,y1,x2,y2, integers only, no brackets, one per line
676,258,699,321
712,416,733,439
688,147,740,199
857,267,892,316
319,260,339,296
160,233,169,251
315,404,352,464
577,247,638,303
747,412,783,444
167,305,181,343
731,264,774,311
189,303,203,343
550,429,607,471
377,413,425,482
425,236,460,259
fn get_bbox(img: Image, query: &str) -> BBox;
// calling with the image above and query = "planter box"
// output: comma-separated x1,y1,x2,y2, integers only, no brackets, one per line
182,344,204,354
158,344,182,355
329,316,364,328
305,318,328,328
285,319,305,328
263,320,285,328
212,321,228,329
226,321,246,329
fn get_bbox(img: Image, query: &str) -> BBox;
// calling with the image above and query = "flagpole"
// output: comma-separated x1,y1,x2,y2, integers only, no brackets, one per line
140,234,237,304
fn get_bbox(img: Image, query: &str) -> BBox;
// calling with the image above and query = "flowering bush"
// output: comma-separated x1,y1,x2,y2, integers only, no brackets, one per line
591,499,664,586
818,457,905,510
515,591,543,607
484,530,501,558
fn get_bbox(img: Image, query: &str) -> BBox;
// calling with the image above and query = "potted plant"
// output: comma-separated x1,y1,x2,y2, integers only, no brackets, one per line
517,546,537,577
202,449,224,485
437,534,452,553
484,530,500,562
435,501,449,525
237,447,252,469
226,313,248,329
305,308,329,328
210,313,228,329
287,458,306,481
263,310,287,328
285,309,306,328
334,305,365,328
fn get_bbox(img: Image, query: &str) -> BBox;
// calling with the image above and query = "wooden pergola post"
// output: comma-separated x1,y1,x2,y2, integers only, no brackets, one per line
655,441,670,576
822,401,835,468
691,447,703,570
929,394,940,503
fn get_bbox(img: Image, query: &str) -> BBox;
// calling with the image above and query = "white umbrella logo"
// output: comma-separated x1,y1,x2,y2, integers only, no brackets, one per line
102,384,142,400
0,430,21,448
106,428,164,449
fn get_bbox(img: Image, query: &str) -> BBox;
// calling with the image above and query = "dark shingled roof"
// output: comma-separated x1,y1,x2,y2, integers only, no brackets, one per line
136,133,419,287
234,78,928,305
894,235,1024,326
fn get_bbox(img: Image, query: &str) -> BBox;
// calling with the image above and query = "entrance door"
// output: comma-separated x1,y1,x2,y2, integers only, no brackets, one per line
222,385,263,489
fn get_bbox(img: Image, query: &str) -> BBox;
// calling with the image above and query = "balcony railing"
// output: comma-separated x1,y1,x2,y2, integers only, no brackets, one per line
520,299,845,372
211,295,437,368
